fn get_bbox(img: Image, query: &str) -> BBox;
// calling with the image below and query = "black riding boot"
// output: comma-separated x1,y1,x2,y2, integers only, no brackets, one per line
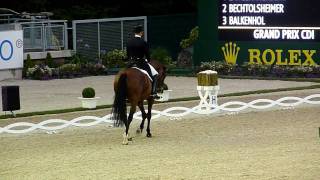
151,75,160,99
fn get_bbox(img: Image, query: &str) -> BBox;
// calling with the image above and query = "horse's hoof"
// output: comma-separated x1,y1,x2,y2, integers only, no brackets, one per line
122,141,129,145
146,133,152,138
122,133,129,145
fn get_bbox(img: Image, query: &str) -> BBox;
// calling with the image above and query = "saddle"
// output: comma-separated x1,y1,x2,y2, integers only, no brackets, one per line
127,61,152,81
131,67,152,81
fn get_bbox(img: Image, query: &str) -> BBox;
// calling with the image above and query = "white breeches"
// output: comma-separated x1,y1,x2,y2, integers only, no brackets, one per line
148,63,159,76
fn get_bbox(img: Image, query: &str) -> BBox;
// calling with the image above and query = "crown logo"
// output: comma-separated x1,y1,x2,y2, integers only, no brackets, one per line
221,42,240,65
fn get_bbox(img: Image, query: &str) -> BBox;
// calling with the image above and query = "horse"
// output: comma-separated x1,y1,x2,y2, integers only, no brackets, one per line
112,60,167,145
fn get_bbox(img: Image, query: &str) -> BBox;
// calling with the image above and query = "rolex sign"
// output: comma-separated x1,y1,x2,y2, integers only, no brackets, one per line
0,30,24,70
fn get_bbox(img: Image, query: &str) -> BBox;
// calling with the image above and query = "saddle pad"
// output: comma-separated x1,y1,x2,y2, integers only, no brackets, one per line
131,67,152,81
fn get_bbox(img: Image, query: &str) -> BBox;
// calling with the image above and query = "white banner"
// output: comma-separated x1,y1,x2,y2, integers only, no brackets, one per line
0,30,24,70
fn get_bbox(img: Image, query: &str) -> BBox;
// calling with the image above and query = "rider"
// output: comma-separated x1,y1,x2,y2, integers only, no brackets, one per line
126,25,160,99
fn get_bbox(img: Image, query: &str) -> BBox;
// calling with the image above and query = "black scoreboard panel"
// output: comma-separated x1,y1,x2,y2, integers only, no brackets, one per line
218,0,320,41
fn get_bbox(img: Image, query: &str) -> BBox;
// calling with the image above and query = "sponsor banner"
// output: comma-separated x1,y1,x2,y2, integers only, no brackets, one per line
0,30,24,70
220,42,320,66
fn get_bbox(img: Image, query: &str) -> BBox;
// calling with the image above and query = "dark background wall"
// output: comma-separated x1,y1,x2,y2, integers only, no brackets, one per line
148,13,197,60
2,0,197,21
194,0,218,66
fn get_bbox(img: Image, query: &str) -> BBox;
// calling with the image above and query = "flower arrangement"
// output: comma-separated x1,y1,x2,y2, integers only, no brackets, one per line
101,49,126,68
84,63,106,76
26,64,53,80
151,47,173,66
58,64,81,78
199,61,320,78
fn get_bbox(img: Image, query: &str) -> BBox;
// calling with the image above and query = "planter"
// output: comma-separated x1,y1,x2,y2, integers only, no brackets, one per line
78,97,100,109
156,90,172,102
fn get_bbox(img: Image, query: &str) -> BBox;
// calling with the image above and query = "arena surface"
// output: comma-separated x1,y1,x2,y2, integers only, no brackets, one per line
1,90,319,179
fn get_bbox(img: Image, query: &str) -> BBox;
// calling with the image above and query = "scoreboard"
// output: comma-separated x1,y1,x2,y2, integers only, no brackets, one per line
218,0,320,41
194,0,320,66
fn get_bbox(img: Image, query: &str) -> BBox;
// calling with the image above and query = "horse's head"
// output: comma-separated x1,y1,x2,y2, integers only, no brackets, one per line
150,59,167,90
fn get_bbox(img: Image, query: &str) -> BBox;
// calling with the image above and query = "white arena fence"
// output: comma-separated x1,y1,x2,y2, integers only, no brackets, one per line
1,94,320,134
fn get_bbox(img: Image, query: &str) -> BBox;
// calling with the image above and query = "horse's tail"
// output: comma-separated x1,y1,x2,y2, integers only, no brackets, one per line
112,73,127,127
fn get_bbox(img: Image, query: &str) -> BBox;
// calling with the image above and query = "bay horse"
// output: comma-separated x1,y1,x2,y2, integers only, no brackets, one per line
112,60,166,145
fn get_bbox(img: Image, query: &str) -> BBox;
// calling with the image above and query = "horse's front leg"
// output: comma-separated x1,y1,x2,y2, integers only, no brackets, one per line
146,99,154,138
137,102,147,134
123,105,136,145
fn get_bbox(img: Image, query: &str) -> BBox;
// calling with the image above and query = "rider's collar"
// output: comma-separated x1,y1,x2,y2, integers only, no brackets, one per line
135,34,142,38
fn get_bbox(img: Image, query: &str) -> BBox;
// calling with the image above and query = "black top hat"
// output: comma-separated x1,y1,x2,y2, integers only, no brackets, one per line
134,25,144,33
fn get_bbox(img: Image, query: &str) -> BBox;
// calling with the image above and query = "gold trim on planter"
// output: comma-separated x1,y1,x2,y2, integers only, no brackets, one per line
197,70,218,86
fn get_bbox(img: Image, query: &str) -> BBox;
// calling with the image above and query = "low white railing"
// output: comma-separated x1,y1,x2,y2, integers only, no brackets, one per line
1,94,320,134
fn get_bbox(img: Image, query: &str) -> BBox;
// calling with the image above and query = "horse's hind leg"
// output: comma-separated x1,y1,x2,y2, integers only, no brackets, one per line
146,99,154,138
123,105,136,145
137,102,147,134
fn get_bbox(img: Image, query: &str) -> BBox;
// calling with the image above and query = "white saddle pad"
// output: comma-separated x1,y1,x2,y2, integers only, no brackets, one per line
132,67,152,81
